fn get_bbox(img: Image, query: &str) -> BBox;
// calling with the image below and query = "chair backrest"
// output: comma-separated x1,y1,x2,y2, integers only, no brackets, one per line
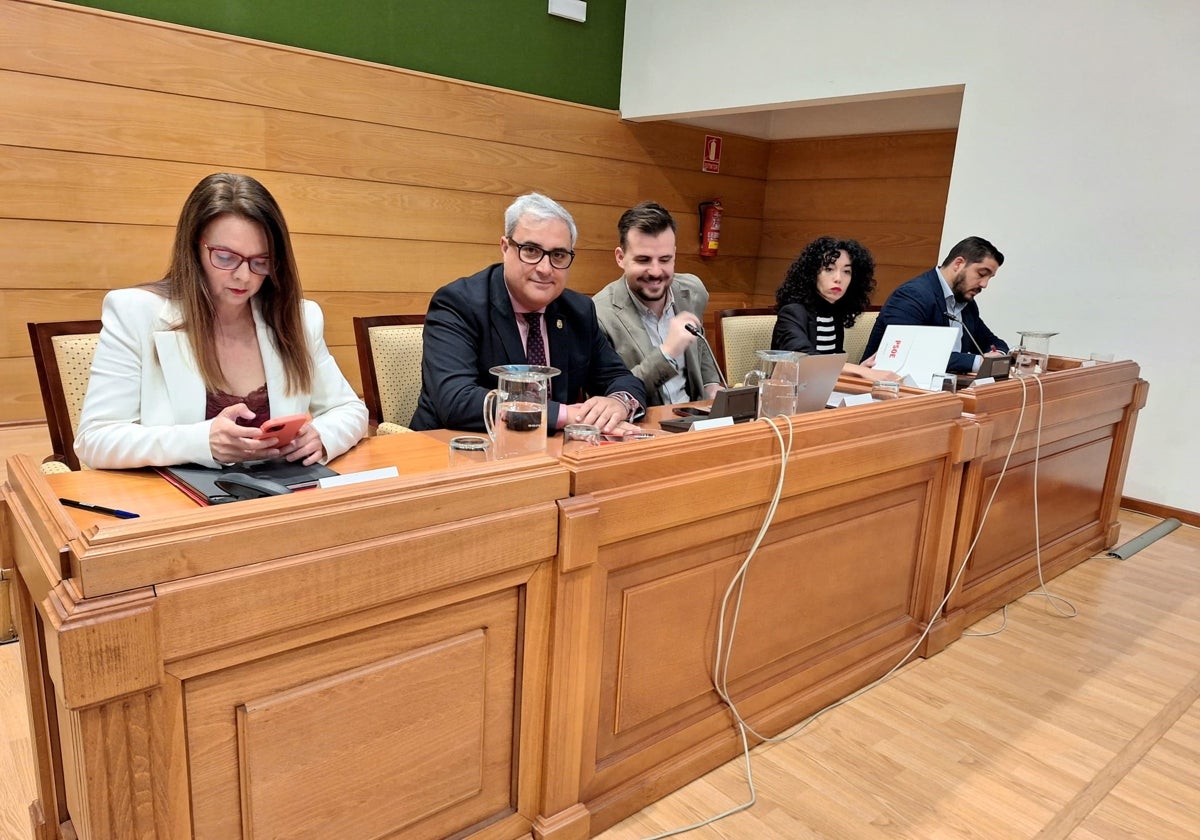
843,307,881,364
713,307,778,386
28,320,103,471
353,314,426,429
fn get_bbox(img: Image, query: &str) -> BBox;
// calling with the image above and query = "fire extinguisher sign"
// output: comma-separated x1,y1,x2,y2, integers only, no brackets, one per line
702,135,722,173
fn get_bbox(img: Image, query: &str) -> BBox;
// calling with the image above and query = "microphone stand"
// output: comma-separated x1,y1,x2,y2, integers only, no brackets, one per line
685,322,729,388
946,310,986,356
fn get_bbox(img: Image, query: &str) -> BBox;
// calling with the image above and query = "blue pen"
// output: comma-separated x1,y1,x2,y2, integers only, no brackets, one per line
58,498,140,519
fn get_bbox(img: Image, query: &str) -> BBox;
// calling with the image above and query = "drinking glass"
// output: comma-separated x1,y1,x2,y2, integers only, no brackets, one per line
562,423,602,457
448,435,490,466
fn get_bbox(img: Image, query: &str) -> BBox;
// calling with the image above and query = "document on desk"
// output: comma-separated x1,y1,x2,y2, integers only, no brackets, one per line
873,325,958,388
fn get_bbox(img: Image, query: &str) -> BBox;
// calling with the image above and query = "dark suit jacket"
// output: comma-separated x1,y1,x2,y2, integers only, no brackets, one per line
861,268,1009,374
410,264,647,432
770,302,844,355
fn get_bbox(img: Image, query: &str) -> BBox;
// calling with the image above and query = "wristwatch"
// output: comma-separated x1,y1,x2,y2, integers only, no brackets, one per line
609,391,642,421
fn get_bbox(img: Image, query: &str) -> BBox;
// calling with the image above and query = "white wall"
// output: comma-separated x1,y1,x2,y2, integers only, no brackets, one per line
622,0,1200,512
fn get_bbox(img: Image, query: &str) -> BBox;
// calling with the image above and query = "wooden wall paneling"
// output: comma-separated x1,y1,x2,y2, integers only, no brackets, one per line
759,219,945,264
263,110,767,218
763,177,952,224
754,258,790,304
767,131,958,180
265,110,647,209
0,0,508,144
0,291,108,358
292,236,499,294
499,99,770,178
2,148,239,228
2,148,718,253
2,1,772,173
0,221,175,291
756,131,956,302
1,0,771,176
0,70,269,170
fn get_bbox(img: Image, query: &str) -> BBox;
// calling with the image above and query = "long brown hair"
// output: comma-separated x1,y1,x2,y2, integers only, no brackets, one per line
147,173,312,393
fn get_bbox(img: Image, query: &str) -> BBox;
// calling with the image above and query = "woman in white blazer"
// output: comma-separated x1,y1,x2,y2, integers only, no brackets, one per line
75,173,367,470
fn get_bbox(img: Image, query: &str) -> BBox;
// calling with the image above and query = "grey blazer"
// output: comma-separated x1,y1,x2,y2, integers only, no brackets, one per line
592,273,721,405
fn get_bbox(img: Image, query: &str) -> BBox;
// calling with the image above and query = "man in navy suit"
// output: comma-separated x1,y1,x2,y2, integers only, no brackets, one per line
410,193,646,434
861,236,1009,374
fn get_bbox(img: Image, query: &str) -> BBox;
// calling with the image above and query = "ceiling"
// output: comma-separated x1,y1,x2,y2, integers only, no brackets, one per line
661,88,964,141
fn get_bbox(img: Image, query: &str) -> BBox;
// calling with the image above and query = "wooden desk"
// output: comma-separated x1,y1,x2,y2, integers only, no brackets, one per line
3,367,1145,839
534,392,985,836
931,357,1148,647
3,434,568,840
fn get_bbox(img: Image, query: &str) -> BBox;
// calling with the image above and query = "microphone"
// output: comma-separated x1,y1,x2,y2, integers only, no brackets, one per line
946,310,986,356
682,322,728,387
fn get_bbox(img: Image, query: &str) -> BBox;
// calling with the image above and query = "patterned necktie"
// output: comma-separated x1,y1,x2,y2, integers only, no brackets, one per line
523,312,546,366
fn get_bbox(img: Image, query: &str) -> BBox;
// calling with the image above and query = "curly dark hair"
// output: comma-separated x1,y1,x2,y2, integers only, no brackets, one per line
774,236,876,328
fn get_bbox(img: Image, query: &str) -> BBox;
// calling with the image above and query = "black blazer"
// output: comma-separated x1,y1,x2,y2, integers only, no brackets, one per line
771,302,845,354
410,264,646,432
861,268,1008,374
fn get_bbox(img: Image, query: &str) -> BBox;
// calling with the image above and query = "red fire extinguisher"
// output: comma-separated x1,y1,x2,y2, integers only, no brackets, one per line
698,199,722,258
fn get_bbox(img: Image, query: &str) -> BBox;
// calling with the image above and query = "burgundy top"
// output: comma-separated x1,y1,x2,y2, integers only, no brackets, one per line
205,383,270,428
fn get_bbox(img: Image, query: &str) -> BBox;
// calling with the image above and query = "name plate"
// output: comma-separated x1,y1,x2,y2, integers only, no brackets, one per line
319,466,400,489
690,415,735,431
836,392,874,407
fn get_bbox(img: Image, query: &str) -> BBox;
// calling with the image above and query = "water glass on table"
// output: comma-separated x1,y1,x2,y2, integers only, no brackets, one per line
562,423,601,456
448,435,490,466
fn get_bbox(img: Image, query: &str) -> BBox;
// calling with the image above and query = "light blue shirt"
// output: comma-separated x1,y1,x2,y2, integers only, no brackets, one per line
629,289,689,405
937,267,981,372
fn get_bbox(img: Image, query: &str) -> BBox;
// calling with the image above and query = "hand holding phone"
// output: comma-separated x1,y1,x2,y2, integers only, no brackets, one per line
258,413,310,447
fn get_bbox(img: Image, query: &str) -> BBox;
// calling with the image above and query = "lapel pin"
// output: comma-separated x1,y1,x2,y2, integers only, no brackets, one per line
556,319,563,330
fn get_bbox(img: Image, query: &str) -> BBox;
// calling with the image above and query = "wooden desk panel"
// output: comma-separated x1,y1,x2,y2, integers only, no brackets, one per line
4,365,1146,839
537,394,983,836
936,359,1148,643
3,435,567,840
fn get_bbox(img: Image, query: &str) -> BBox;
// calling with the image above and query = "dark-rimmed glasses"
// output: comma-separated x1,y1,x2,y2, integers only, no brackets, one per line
202,242,273,276
508,238,575,270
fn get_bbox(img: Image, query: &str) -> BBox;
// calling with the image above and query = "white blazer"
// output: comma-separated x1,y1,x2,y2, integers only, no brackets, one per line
75,287,368,469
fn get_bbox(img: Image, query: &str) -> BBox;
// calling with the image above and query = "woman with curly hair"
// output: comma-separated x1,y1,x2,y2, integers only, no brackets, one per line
771,236,899,381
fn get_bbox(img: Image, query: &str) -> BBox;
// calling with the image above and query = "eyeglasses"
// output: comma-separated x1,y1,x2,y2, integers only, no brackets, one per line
202,242,273,276
508,238,575,270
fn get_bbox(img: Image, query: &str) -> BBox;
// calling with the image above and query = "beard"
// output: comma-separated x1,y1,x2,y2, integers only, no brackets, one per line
950,269,974,304
630,277,669,304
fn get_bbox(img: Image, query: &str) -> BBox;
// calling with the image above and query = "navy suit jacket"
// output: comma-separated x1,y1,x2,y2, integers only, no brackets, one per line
410,264,646,432
861,268,1008,374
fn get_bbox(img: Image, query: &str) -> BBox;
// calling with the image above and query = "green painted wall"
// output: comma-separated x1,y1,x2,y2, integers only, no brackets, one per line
63,0,627,109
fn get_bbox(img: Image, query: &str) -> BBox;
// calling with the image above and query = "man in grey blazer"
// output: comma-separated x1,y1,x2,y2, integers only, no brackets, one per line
593,202,723,406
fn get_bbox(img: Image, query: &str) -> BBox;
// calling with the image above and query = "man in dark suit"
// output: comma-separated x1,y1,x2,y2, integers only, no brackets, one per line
410,193,647,434
861,236,1009,374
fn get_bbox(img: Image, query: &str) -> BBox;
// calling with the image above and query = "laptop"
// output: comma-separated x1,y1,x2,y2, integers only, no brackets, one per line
658,353,847,432
872,325,958,386
792,352,847,413
658,384,759,432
